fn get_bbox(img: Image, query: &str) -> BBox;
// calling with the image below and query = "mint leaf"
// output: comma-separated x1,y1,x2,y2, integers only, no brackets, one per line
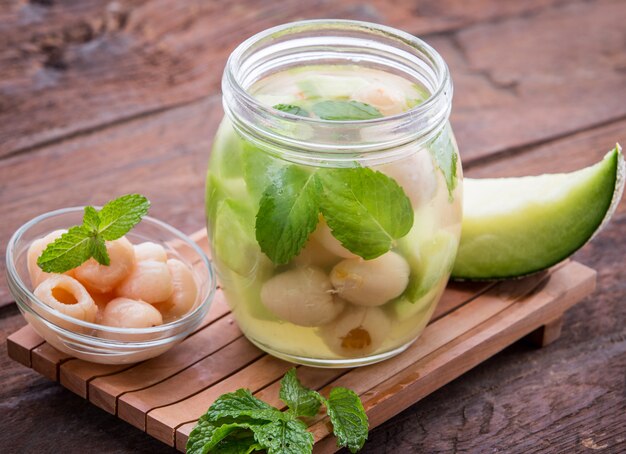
312,100,382,120
274,104,309,117
280,368,322,418
82,206,100,233
186,414,217,454
83,206,110,266
186,416,265,454
253,419,314,454
98,194,150,241
89,236,110,266
430,129,458,199
325,387,369,453
212,429,262,454
37,226,93,273
256,166,321,264
242,143,286,200
37,194,150,274
317,167,414,259
206,389,285,422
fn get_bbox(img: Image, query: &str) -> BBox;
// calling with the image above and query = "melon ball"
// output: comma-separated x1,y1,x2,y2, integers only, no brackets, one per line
330,252,410,306
101,297,163,328
134,242,168,263
320,306,391,357
74,237,135,293
116,260,173,304
260,267,344,327
34,274,97,323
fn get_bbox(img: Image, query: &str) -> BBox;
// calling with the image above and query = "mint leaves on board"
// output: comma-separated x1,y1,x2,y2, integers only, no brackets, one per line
279,367,322,418
186,368,369,454
311,100,382,120
37,194,150,273
255,166,414,264
323,387,369,453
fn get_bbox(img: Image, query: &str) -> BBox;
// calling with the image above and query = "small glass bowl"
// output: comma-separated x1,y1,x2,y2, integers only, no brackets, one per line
6,207,216,364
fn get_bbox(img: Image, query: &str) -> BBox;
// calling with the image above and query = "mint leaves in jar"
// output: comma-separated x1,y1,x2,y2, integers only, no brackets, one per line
255,165,414,264
253,101,415,265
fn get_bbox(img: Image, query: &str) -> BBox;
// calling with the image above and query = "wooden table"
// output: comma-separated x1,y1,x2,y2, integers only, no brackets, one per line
1,1,624,452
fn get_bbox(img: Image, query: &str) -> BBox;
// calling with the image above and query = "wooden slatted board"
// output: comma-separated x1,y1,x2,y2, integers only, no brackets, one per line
7,230,597,453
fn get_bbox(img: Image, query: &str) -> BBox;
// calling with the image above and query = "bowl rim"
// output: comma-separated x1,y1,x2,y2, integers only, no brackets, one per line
6,206,217,335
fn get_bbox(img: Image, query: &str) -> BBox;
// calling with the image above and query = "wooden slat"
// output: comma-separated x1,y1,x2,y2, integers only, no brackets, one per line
432,281,494,318
60,360,132,399
6,325,44,368
31,342,73,382
54,294,230,399
89,312,241,414
118,336,264,430
309,262,596,452
149,354,295,445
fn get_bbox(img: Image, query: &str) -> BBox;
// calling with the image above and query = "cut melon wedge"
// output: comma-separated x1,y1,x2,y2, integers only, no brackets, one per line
452,145,624,280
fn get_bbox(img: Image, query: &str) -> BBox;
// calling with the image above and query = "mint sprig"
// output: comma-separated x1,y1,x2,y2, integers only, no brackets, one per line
254,165,414,264
37,194,150,273
186,368,369,454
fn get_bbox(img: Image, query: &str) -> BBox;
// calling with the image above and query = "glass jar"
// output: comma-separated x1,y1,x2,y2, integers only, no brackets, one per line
206,20,462,367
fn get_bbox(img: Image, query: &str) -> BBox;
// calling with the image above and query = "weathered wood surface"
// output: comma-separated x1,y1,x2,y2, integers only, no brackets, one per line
1,0,625,452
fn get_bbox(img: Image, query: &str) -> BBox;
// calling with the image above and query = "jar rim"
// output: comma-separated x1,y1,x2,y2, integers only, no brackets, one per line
222,19,453,160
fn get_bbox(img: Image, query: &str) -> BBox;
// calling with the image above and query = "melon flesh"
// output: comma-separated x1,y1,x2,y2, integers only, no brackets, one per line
452,146,624,279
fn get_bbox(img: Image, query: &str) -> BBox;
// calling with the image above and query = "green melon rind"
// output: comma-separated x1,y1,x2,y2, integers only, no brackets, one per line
452,146,624,280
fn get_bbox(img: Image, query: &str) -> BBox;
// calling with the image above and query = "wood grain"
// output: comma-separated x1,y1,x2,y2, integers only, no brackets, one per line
6,325,43,367
89,313,241,414
0,0,566,157
527,316,564,348
118,336,264,431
